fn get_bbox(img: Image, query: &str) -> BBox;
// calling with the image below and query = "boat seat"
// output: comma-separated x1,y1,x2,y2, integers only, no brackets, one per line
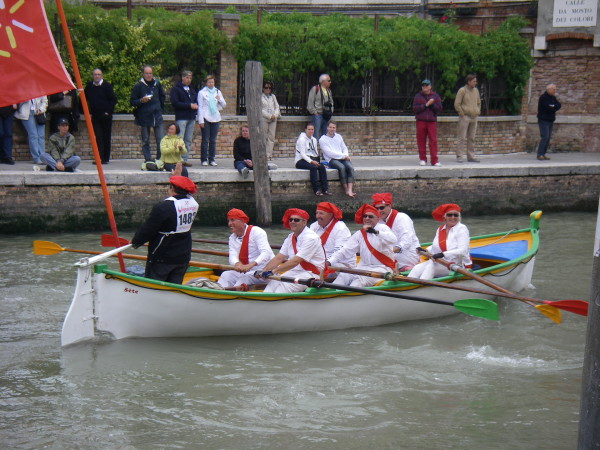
470,240,528,262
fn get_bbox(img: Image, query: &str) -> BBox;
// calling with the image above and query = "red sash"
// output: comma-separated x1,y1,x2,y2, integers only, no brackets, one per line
360,229,396,270
437,225,447,252
320,219,338,246
292,234,321,275
385,209,398,228
238,225,253,264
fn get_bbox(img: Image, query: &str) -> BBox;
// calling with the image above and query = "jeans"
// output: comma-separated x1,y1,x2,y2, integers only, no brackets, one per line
416,121,438,165
176,119,195,161
140,123,164,161
311,114,328,140
0,114,13,160
295,159,328,193
40,153,81,171
21,115,45,162
537,120,554,157
200,121,220,163
163,162,188,177
328,158,355,184
234,160,250,174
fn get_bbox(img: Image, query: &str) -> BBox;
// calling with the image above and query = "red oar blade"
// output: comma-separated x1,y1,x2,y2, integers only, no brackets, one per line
101,233,130,247
543,300,589,317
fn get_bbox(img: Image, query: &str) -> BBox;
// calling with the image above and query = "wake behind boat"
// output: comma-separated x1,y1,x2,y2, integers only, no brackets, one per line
56,211,549,346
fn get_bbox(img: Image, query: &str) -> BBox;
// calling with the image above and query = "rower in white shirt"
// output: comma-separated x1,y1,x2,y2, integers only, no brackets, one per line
217,208,275,289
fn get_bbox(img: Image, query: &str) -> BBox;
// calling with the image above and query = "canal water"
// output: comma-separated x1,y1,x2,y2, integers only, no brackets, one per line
0,212,594,448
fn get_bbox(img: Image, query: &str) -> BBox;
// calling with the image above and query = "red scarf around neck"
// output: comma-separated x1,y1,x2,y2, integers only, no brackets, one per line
292,233,321,275
385,209,398,228
238,225,253,264
360,229,396,270
319,219,338,246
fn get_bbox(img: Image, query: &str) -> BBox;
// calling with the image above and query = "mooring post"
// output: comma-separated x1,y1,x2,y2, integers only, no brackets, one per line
244,61,272,227
578,196,600,449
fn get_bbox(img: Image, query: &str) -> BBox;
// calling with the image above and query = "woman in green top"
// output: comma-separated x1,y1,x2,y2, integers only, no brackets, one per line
160,123,188,176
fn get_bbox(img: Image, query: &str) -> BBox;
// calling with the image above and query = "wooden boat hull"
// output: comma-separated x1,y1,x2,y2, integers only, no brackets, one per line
61,211,542,346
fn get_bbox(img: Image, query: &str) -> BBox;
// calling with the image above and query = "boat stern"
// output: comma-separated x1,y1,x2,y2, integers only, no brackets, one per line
61,265,97,346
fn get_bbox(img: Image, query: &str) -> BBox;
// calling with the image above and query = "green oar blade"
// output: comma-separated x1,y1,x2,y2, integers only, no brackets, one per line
454,299,499,321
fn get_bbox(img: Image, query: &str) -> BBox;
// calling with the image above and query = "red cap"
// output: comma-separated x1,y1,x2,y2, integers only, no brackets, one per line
169,176,197,194
282,208,310,229
316,202,343,220
371,192,392,206
226,208,249,223
354,204,379,224
432,203,461,222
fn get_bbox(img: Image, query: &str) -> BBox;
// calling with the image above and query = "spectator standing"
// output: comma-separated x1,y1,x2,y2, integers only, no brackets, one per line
261,81,281,160
307,74,334,139
84,68,117,164
14,96,47,164
295,122,330,196
319,121,356,198
454,74,481,163
41,118,81,172
130,65,166,162
536,84,561,161
48,87,79,134
0,104,16,165
412,79,443,167
197,75,226,166
170,70,198,167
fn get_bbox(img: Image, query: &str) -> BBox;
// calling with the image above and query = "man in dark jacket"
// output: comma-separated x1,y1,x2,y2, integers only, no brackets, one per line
170,70,198,167
130,65,166,162
536,84,561,161
84,68,117,164
412,79,443,167
131,175,199,284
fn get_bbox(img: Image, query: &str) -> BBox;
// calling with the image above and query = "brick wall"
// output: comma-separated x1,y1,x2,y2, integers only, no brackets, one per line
10,115,526,161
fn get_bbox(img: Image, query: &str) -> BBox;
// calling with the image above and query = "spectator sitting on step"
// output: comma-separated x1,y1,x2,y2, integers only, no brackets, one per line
233,124,277,179
159,122,188,177
41,118,81,172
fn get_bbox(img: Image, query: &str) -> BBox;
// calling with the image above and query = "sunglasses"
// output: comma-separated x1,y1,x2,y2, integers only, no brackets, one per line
446,213,460,218
264,86,272,90
375,205,388,210
363,214,376,219
288,217,303,223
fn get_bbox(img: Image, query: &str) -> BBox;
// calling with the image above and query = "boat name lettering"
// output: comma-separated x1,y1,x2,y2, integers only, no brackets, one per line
124,288,139,294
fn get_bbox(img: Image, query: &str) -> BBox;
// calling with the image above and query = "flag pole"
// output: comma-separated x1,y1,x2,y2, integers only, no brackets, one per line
54,0,126,272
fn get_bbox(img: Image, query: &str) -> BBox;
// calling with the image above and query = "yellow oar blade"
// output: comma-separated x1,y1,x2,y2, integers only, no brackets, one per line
535,304,562,324
33,240,64,255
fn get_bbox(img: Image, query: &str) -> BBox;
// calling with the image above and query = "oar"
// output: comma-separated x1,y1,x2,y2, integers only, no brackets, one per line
417,250,562,323
191,237,281,250
100,234,229,257
261,274,498,321
330,266,588,317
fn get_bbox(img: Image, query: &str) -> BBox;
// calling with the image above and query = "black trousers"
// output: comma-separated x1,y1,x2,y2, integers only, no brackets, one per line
92,114,113,162
145,261,188,285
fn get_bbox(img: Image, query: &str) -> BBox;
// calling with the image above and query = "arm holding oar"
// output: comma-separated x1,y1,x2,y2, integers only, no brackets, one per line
261,274,498,321
329,265,588,317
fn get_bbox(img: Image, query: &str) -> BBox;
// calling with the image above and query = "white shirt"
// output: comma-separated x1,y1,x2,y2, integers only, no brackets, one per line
279,226,325,274
319,133,349,162
380,210,421,267
197,87,226,124
261,93,281,120
294,132,319,164
329,223,396,270
309,219,353,265
228,225,274,269
427,222,472,267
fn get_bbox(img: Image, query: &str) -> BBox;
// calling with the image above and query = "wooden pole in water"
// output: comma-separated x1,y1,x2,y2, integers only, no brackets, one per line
244,61,272,227
578,197,600,448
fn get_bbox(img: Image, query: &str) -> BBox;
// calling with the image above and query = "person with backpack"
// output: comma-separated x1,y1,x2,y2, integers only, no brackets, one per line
307,74,334,139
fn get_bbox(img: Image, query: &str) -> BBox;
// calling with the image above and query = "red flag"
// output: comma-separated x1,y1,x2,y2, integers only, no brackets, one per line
0,0,74,107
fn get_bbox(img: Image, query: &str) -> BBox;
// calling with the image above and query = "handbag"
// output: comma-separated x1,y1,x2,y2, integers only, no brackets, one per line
48,95,73,113
34,113,46,125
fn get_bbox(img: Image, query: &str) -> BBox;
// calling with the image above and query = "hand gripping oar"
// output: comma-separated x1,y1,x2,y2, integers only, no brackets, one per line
259,273,498,321
417,250,562,323
100,234,229,257
329,266,588,317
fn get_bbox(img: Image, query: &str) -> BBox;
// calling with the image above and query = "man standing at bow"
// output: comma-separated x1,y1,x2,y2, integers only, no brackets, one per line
258,208,325,293
131,175,198,284
372,193,420,272
217,208,275,289
328,204,396,287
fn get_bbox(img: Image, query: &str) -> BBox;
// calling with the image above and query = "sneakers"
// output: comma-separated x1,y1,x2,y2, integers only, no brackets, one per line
456,157,465,163
537,155,551,161
0,157,15,165
433,162,442,167
267,163,278,170
468,158,481,163
241,167,250,179
201,161,208,166
315,190,323,196
209,161,218,166
419,160,426,166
